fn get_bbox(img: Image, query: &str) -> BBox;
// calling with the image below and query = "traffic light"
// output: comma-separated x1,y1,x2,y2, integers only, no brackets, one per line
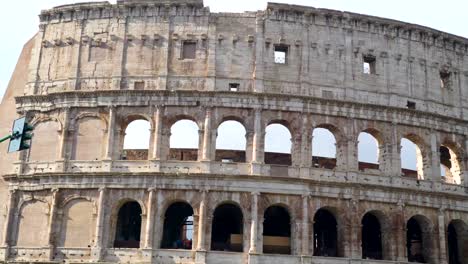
8,117,34,153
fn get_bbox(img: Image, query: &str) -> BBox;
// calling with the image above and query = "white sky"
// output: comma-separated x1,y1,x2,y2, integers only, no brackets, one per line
1,0,463,171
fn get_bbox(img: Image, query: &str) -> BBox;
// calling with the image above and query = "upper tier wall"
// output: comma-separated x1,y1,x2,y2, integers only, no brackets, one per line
27,1,468,120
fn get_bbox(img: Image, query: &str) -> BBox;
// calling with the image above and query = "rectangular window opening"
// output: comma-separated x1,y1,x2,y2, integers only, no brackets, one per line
182,41,196,59
274,45,288,64
440,71,451,89
229,83,240,92
407,101,416,110
134,81,145,90
363,55,376,74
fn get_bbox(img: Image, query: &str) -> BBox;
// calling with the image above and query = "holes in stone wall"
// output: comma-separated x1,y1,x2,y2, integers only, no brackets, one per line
170,119,199,161
210,204,243,252
182,41,196,59
406,217,429,263
313,208,338,257
440,145,461,184
363,55,376,74
407,101,416,110
215,120,247,163
229,83,240,92
263,205,291,254
440,70,451,89
161,202,194,250
312,128,337,169
264,123,292,165
274,45,288,64
114,201,142,248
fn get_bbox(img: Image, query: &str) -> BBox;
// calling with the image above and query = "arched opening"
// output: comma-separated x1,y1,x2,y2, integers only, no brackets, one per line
28,121,60,162
114,201,142,248
358,131,380,171
169,119,199,161
313,208,338,257
440,145,462,184
448,223,461,264
72,117,106,160
122,119,151,160
406,216,432,263
312,127,337,169
161,202,194,249
361,213,383,260
215,120,247,163
401,137,424,179
263,205,291,254
210,203,244,252
264,123,292,166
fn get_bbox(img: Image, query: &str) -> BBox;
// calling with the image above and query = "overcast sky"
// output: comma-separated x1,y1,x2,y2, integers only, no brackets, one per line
0,0,467,99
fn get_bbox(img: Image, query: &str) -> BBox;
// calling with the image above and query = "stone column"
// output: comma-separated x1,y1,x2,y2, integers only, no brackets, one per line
1,190,17,261
105,107,116,160
46,189,59,253
394,202,407,261
249,192,259,253
251,109,263,164
151,106,163,160
144,188,156,248
438,210,448,264
300,115,312,168
93,188,106,260
390,123,402,177
196,190,207,251
58,108,70,160
301,195,310,256
430,132,442,182
201,108,213,161
253,15,265,93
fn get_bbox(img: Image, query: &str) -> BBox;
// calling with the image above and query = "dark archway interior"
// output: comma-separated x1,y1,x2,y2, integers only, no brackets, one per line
448,223,461,264
210,204,244,252
263,206,291,254
313,209,338,257
440,146,452,169
362,213,383,260
114,201,142,248
161,202,194,249
407,218,426,263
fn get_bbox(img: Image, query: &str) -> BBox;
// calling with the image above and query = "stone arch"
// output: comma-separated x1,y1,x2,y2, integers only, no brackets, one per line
360,209,392,260
264,120,292,165
440,141,464,185
168,116,200,161
57,198,96,247
447,219,467,264
215,119,247,162
313,207,339,257
312,124,340,169
210,201,244,252
358,128,383,170
119,114,152,160
160,201,194,249
71,115,107,160
361,210,386,260
401,134,429,180
406,214,434,263
15,199,49,247
28,120,61,162
113,200,143,248
262,204,292,254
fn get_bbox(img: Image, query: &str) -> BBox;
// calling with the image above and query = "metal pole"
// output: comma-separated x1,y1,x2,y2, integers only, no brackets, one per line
0,135,12,144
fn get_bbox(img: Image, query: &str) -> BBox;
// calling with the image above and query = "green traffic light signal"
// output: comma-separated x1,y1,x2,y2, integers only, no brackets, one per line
20,122,34,150
7,117,34,153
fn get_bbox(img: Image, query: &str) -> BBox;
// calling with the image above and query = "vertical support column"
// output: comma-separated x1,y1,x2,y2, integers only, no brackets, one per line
391,123,402,177
464,138,468,187
58,108,70,160
151,106,163,160
301,194,310,256
347,199,361,258
438,209,448,264
93,188,106,261
300,115,312,168
46,189,59,260
196,190,207,251
251,109,263,175
430,132,441,182
253,15,265,93
394,202,407,261
201,108,213,161
291,133,302,167
144,188,156,249
105,107,116,160
1,190,17,261
249,192,259,254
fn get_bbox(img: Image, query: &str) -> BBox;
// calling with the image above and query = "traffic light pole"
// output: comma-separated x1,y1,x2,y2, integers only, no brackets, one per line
0,134,13,144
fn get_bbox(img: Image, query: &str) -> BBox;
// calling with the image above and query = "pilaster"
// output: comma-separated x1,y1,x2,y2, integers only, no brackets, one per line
92,188,107,261
46,188,59,260
196,190,208,251
249,192,259,254
151,106,163,160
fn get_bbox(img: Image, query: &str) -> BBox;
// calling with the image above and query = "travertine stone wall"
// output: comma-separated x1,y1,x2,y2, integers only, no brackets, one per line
0,1,467,264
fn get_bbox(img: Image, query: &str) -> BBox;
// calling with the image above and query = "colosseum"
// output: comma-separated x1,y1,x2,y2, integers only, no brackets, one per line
0,0,466,263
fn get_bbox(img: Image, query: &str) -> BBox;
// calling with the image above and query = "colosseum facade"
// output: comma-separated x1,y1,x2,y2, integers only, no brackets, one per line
0,0,467,263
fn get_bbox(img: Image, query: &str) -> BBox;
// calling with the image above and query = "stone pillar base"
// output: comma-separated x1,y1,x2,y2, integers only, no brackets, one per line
0,246,9,262
194,250,207,264
250,162,262,175
91,247,104,262
247,252,259,264
102,159,112,172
